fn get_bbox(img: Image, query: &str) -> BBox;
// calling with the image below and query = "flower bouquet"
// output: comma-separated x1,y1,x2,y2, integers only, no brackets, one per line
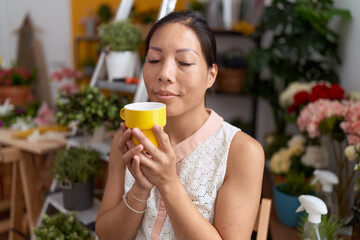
297,97,360,218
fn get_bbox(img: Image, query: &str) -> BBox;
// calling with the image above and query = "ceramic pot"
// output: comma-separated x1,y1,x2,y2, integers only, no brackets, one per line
62,181,94,211
106,51,137,81
273,184,306,227
0,85,30,106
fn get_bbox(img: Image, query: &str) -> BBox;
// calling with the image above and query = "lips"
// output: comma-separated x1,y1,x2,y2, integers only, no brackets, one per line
154,90,179,100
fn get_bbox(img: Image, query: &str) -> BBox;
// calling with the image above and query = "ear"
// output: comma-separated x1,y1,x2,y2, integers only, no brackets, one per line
206,64,218,89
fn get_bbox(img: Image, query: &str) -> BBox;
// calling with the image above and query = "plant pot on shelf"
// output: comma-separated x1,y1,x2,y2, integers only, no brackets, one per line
216,67,247,93
106,51,137,81
62,181,94,211
0,85,30,105
273,184,305,227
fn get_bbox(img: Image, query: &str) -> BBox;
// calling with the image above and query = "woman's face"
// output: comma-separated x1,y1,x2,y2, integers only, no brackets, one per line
143,23,217,118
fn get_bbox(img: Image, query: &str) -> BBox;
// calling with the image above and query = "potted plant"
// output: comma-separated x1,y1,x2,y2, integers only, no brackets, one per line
0,65,36,105
34,212,93,240
99,20,142,81
52,146,101,211
55,86,124,140
273,172,314,227
245,0,351,136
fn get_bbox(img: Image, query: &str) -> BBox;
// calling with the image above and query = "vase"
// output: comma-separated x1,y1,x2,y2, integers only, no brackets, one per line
0,85,30,106
62,181,94,211
273,184,306,227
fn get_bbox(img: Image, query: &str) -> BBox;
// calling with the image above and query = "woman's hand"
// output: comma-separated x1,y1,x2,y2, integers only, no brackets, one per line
118,122,154,191
131,125,178,191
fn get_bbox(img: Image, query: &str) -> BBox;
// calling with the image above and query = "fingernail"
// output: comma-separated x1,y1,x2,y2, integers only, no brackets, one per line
133,128,140,134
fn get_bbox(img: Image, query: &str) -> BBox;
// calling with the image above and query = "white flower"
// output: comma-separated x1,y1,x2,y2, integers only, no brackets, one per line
288,134,306,148
279,82,315,108
269,148,291,174
0,98,14,116
348,91,360,101
345,145,358,161
301,145,328,168
356,143,360,153
354,163,360,171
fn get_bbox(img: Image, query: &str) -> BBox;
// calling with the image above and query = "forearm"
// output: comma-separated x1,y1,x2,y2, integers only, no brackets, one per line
96,185,150,240
158,178,222,240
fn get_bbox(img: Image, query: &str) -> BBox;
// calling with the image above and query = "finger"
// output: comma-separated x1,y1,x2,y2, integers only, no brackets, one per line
132,128,158,155
120,122,127,132
117,128,132,154
152,125,171,150
122,144,144,166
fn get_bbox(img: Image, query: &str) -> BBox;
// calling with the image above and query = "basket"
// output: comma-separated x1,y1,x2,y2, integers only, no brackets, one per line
216,67,247,93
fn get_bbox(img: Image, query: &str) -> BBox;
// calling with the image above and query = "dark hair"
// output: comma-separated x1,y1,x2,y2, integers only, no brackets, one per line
145,10,216,68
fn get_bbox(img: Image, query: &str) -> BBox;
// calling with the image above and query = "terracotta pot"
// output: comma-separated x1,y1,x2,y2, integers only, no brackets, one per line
216,67,247,93
0,85,30,106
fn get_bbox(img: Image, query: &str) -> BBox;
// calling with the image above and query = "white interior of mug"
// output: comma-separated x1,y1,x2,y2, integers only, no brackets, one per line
124,102,165,111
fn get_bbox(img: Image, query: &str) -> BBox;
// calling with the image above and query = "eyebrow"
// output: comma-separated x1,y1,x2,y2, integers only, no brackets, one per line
149,46,199,56
176,48,199,56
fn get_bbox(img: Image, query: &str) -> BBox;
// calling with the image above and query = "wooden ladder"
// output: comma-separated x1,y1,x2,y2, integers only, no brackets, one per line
89,0,178,103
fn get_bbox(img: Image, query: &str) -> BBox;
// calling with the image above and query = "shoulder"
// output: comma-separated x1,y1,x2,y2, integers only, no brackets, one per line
226,130,264,179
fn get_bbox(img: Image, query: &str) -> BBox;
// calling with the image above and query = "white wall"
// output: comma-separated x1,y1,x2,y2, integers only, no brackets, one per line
334,0,360,93
0,0,71,72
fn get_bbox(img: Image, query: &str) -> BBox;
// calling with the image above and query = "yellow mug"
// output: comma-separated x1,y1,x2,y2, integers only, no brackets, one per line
120,102,166,148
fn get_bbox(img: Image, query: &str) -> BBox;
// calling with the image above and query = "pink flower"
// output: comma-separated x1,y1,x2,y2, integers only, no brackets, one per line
51,71,63,82
297,99,345,138
60,84,78,94
340,101,360,145
33,102,55,126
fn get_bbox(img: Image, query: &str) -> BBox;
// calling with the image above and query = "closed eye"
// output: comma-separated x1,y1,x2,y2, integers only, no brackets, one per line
179,62,193,66
148,59,160,64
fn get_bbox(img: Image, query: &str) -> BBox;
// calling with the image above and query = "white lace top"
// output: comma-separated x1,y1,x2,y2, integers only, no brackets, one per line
124,110,240,240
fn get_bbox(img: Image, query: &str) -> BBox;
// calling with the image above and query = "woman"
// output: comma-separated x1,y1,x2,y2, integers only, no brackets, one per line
95,10,264,240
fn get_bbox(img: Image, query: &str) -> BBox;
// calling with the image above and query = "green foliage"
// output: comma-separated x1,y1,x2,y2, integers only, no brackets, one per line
55,86,124,135
97,4,112,23
99,20,142,52
33,212,92,240
289,153,314,178
278,172,313,196
245,0,351,135
190,0,206,12
52,146,101,183
318,115,346,142
297,213,345,240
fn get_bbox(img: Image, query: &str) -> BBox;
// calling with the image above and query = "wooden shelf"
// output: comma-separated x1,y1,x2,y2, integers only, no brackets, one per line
95,80,138,94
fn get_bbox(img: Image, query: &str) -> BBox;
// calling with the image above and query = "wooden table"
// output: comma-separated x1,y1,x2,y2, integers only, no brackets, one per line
0,128,67,240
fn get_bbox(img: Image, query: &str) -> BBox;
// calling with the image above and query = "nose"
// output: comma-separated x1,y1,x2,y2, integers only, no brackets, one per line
158,59,175,83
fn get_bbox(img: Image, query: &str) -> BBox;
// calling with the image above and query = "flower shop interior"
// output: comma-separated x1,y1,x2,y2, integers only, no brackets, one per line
1,0,360,239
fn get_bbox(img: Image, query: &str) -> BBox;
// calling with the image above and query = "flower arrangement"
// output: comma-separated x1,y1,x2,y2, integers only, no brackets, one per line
279,81,345,115
296,96,360,218
51,67,83,94
0,66,36,86
269,135,316,178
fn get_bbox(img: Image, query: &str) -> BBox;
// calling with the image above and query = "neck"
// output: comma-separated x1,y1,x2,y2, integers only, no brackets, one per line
165,106,210,146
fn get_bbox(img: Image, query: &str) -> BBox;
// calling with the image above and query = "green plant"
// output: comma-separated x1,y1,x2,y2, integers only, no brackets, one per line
52,146,101,183
97,4,112,23
190,0,206,12
33,212,92,240
55,86,124,135
278,172,313,196
99,20,142,52
245,0,351,135
297,213,345,240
